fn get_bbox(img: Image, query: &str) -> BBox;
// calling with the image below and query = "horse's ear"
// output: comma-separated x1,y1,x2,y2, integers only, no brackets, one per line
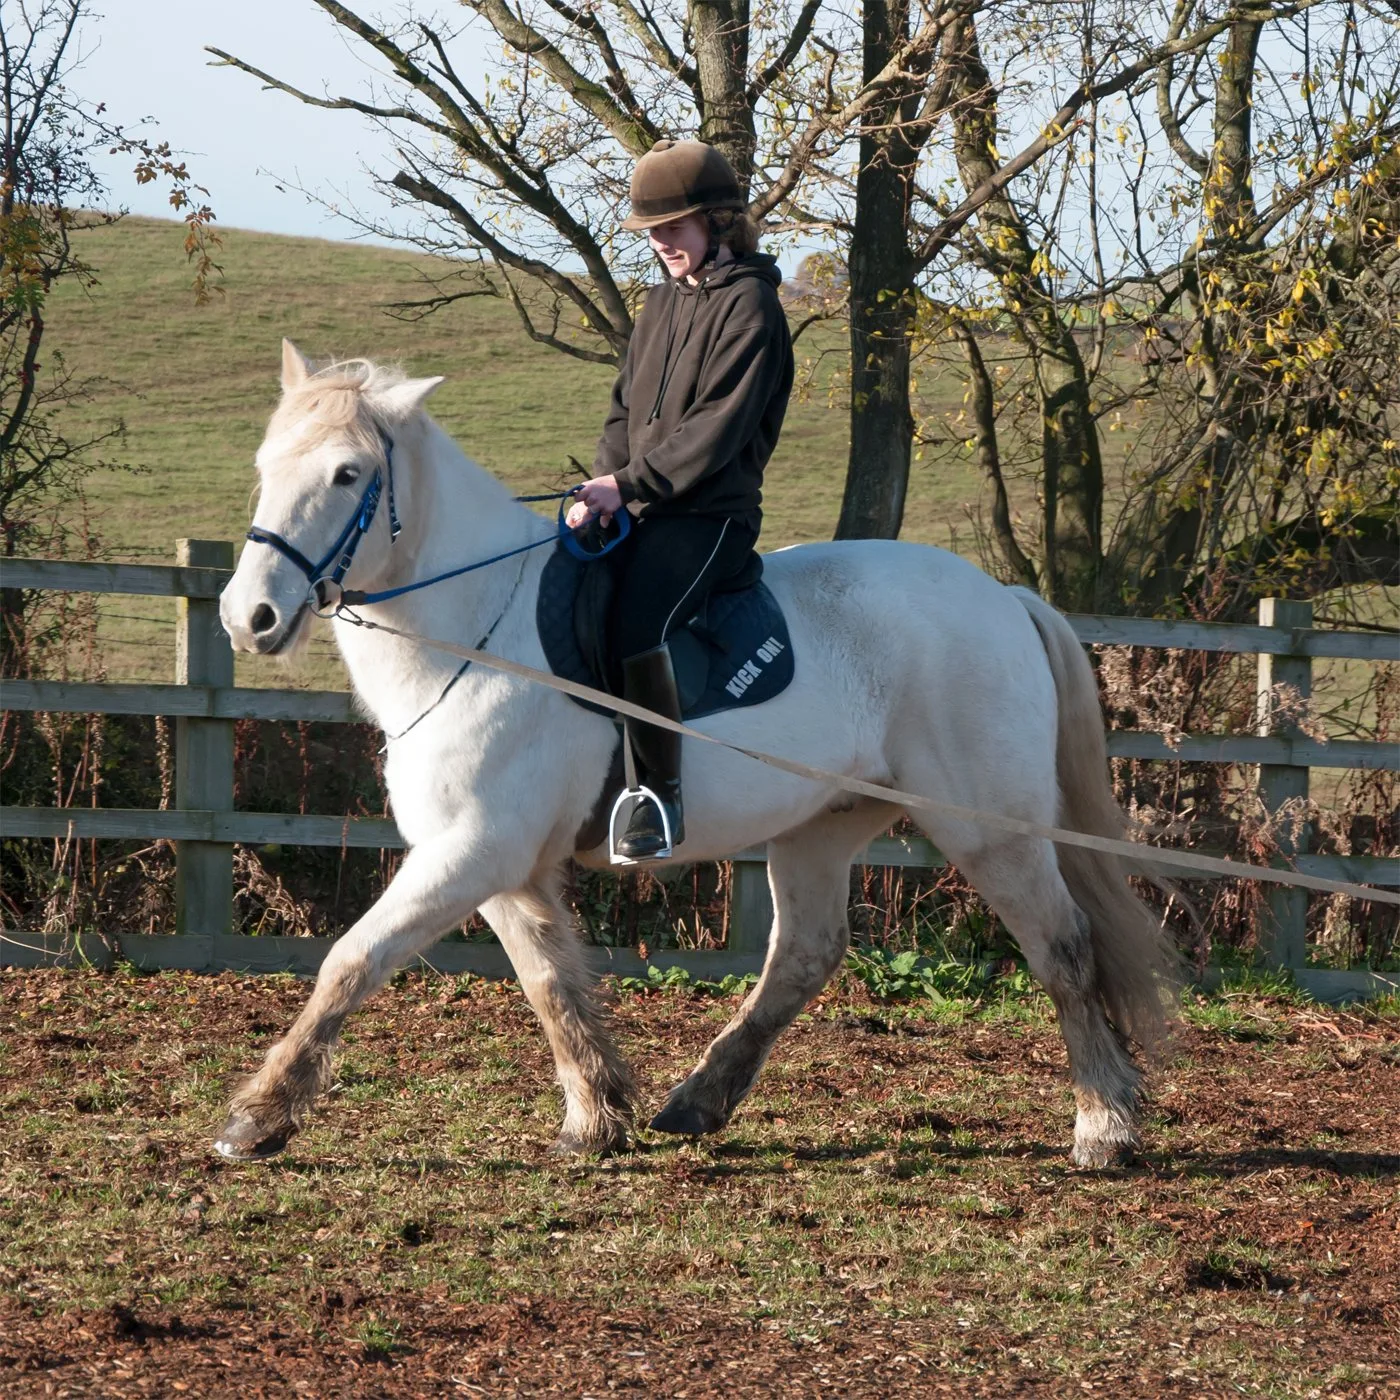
376,376,446,421
281,339,312,392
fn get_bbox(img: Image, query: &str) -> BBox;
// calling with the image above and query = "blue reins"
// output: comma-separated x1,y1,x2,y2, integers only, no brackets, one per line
244,425,629,611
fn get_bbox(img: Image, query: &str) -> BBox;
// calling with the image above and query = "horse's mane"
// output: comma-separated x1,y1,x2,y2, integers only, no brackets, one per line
265,357,406,464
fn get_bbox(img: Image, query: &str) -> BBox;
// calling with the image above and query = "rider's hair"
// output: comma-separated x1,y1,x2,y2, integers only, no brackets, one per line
706,207,760,258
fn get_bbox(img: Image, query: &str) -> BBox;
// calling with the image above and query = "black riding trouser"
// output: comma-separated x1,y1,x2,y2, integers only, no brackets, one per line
606,514,759,661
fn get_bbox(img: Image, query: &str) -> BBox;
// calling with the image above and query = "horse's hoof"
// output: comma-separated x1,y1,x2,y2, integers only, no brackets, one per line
649,1101,725,1137
1070,1138,1138,1170
552,1129,627,1158
213,1112,294,1162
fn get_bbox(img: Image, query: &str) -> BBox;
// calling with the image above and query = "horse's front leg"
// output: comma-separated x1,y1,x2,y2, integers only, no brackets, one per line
214,827,517,1160
481,884,635,1154
652,801,898,1136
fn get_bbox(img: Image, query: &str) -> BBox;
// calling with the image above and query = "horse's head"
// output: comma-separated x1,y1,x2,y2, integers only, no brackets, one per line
220,340,443,655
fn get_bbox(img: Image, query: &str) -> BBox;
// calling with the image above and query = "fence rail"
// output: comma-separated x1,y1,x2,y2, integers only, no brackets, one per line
6,807,1398,891
7,556,1398,660
3,543,1398,993
4,679,1396,770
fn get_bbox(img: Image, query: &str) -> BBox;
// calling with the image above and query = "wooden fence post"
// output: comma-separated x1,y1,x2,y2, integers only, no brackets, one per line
728,858,773,959
175,539,235,937
1255,597,1312,970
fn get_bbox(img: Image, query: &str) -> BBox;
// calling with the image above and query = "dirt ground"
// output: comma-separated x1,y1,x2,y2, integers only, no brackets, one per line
1,967,1396,1397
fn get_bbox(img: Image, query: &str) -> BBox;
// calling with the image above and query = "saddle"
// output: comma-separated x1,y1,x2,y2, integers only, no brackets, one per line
535,540,795,723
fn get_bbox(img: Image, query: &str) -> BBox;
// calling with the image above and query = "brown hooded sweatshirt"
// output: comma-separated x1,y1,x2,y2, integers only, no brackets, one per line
593,253,793,534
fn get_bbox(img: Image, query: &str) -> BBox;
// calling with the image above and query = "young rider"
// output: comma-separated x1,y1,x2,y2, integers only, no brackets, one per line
568,139,794,861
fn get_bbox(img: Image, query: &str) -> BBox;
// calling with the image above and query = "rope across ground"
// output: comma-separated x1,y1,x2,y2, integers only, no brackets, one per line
0,967,1396,1398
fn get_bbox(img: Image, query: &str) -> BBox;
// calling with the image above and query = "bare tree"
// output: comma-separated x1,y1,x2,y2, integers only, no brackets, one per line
209,0,981,525
209,0,848,362
1,0,219,665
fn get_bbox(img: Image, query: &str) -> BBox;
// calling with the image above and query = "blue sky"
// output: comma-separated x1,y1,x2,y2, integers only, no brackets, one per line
78,0,480,243
75,1,1105,276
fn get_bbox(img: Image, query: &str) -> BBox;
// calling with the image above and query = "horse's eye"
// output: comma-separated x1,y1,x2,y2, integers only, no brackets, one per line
333,465,360,487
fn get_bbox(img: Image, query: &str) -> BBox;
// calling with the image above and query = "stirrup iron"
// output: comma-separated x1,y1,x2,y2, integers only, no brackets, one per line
608,785,676,865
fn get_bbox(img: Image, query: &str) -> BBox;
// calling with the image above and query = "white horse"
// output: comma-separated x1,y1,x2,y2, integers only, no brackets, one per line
215,342,1177,1168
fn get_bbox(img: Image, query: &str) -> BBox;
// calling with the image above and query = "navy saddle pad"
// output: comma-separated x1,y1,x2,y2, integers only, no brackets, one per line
535,543,794,721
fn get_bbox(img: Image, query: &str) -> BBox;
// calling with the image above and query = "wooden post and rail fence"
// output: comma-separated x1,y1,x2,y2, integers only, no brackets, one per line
2,542,1397,999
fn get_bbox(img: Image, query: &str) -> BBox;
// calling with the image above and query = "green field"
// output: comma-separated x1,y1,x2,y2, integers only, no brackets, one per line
29,217,1394,737
37,218,980,686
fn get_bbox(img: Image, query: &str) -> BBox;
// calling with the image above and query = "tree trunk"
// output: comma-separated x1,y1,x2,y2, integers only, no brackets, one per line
689,0,755,188
1209,19,1262,245
835,0,918,541
941,17,1104,608
952,320,1038,588
1116,19,1265,610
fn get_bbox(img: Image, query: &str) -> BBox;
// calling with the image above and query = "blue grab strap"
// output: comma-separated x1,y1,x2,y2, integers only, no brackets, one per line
557,494,631,562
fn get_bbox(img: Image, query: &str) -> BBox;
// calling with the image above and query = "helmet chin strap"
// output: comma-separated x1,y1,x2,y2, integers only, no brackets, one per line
703,211,725,270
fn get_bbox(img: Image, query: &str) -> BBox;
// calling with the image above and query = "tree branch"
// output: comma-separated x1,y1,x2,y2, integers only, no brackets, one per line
789,299,847,345
746,0,823,103
609,0,699,92
390,164,623,362
1155,0,1211,177
1203,510,1400,608
751,1,974,220
462,0,657,154
0,312,45,463
950,317,1038,589
213,3,635,347
539,0,657,140
204,47,457,139
913,1,1324,270
9,0,80,157
495,262,618,364
383,279,503,323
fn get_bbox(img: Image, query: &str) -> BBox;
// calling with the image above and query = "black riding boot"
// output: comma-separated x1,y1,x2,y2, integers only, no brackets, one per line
616,645,685,860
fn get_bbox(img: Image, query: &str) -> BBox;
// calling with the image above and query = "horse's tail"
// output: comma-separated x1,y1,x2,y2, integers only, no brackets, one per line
1011,587,1181,1055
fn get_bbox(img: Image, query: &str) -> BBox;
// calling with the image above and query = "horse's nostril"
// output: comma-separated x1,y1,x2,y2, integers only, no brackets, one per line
251,604,278,635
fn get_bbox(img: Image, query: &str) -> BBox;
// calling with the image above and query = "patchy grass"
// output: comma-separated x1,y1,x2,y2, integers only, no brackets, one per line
0,967,1396,1395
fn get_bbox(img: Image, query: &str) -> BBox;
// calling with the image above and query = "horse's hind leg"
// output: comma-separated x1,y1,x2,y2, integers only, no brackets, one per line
480,884,635,1154
932,830,1143,1167
214,828,520,1161
652,800,899,1137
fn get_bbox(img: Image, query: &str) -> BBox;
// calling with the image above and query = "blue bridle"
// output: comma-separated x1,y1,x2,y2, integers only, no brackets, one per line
244,424,628,612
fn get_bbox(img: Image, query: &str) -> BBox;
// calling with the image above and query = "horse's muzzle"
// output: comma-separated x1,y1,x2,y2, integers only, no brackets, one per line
220,593,308,656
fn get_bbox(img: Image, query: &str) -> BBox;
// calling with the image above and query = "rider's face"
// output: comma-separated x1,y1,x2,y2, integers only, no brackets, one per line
648,214,710,281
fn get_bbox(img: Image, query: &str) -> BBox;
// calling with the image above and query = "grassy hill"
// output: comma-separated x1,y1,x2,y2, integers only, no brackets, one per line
39,217,983,684
19,219,1391,855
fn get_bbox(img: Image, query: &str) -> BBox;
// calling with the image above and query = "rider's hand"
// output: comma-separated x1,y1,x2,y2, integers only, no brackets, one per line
569,475,622,530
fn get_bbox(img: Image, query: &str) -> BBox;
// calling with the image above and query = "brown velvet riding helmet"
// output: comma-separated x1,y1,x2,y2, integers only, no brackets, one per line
621,139,744,231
